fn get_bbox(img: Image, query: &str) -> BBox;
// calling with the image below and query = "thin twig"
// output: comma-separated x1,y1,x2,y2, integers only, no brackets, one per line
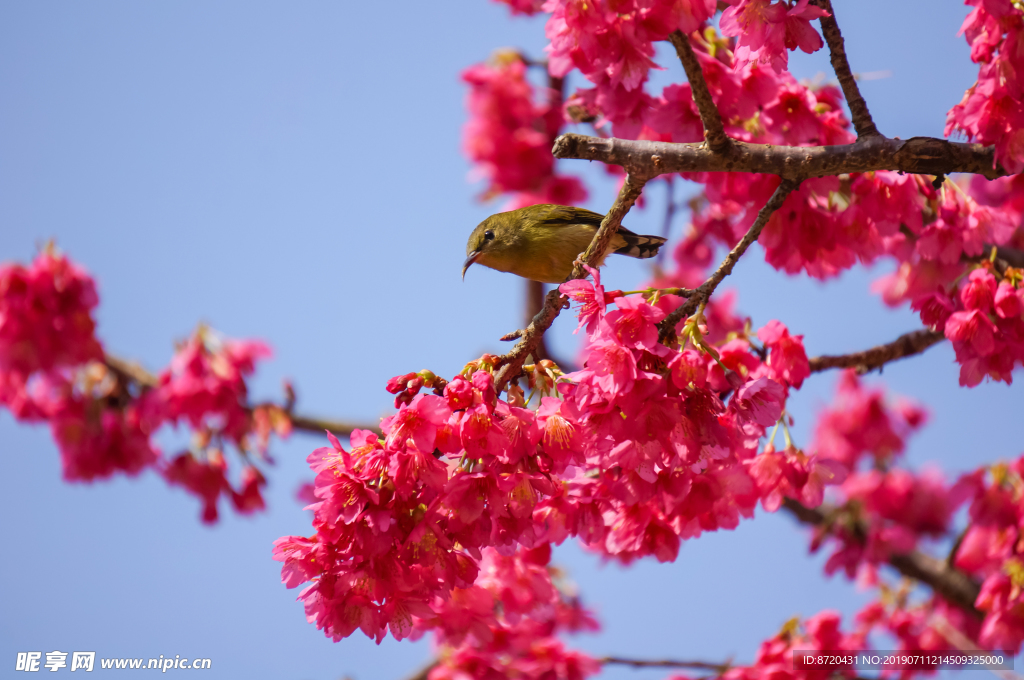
524,280,553,362
782,498,982,618
658,179,800,341
519,70,569,366
552,133,1008,181
493,174,649,392
285,413,381,437
398,660,437,680
104,354,380,437
601,656,732,672
656,180,678,267
668,30,730,153
398,655,732,680
947,527,970,569
104,354,159,387
930,617,1024,680
807,329,946,374
811,0,880,139
995,244,1024,269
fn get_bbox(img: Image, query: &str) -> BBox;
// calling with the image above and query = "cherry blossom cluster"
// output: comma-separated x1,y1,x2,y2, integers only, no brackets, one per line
719,611,866,680
156,329,277,523
951,458,1024,651
946,1,1024,174
427,545,600,680
791,373,950,575
0,247,103,418
485,2,1024,389
856,591,979,669
0,250,283,522
819,466,965,583
782,370,1024,657
498,0,825,138
282,0,1024,668
811,371,927,471
273,262,857,643
545,0,718,137
685,602,980,680
462,52,586,209
629,31,1024,386
720,0,828,73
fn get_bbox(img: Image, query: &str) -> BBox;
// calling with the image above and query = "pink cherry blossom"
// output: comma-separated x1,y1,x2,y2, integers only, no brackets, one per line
734,376,785,427
720,0,827,72
757,320,810,389
382,393,451,453
0,249,103,379
559,263,610,335
154,330,271,443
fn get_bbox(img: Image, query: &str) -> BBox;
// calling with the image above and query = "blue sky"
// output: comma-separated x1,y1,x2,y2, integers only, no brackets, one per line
0,2,1017,679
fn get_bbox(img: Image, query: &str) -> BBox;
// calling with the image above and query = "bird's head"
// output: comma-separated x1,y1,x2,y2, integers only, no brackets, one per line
462,213,516,280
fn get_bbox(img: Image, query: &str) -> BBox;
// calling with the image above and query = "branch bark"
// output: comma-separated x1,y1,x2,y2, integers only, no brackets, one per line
494,174,649,391
807,328,946,374
659,178,800,339
601,656,731,672
398,660,436,680
812,0,880,139
996,244,1024,269
782,498,982,618
553,133,1008,181
524,280,553,362
519,69,568,366
104,354,380,437
668,30,730,152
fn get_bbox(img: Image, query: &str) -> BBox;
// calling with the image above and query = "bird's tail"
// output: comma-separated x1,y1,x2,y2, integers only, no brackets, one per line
613,231,667,259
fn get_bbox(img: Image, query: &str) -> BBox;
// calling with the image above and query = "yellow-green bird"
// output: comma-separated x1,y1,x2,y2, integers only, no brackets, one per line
462,204,668,284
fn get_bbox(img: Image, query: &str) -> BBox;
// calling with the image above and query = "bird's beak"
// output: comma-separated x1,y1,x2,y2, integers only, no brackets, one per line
462,251,481,281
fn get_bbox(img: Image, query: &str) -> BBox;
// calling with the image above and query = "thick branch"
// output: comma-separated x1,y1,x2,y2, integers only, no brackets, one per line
782,498,982,618
812,0,880,139
494,174,649,391
104,354,380,437
659,179,800,339
808,328,945,374
553,134,1008,180
668,30,730,153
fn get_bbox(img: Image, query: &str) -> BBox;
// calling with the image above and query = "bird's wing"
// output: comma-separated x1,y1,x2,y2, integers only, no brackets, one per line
533,204,605,228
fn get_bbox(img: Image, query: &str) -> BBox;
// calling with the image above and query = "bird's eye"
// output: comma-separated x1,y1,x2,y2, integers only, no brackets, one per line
484,230,495,241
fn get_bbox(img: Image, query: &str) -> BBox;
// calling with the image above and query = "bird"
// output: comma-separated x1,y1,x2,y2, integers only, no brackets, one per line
462,204,667,284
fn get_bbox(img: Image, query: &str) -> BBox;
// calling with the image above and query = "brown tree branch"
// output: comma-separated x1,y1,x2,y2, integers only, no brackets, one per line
519,70,569,366
398,660,436,680
601,656,731,672
399,654,885,680
656,179,679,267
812,0,880,139
524,280,553,362
781,498,982,618
104,354,381,437
493,174,649,391
807,328,946,374
659,179,801,340
552,133,1008,181
281,413,382,437
996,244,1024,269
668,30,730,153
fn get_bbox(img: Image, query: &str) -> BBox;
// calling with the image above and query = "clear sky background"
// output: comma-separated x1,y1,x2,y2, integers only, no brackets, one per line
0,2,1018,679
